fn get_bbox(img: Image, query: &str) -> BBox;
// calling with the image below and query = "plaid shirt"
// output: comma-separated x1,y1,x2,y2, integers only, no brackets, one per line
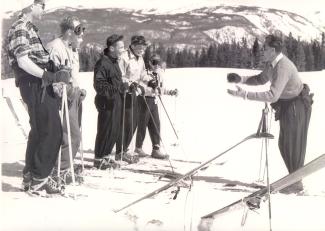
7,13,49,66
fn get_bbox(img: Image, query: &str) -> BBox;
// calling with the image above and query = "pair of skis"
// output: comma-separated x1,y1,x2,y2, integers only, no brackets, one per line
114,132,270,213
200,152,325,223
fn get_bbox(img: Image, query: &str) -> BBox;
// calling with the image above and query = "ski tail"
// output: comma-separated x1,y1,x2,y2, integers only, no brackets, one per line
201,153,325,220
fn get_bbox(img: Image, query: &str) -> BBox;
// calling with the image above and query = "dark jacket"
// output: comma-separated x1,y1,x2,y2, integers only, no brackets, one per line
94,49,123,111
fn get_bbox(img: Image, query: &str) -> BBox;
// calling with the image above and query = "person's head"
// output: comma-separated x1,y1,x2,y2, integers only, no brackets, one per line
262,34,283,62
149,53,162,72
60,16,85,50
106,34,124,58
130,35,148,57
22,0,45,19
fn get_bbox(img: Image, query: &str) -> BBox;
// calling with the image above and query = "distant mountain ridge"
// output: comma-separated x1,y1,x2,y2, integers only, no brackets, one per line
2,5,324,50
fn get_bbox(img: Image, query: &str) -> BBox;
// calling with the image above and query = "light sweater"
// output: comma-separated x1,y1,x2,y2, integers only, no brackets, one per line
243,54,303,103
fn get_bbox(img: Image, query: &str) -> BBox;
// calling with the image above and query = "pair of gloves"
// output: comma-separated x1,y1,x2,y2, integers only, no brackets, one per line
227,73,247,99
147,79,178,97
119,81,145,96
42,69,70,87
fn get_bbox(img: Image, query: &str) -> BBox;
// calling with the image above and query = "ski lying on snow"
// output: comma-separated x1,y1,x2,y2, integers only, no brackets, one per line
201,153,325,220
114,133,271,213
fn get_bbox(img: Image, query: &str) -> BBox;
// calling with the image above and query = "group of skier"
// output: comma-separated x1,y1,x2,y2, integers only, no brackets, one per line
7,0,313,197
7,0,178,195
93,34,178,170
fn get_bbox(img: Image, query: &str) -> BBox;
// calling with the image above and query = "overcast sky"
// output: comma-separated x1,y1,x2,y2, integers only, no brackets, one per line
1,0,324,17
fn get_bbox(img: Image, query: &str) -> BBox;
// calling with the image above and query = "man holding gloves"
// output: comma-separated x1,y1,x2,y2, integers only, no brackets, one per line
227,34,313,193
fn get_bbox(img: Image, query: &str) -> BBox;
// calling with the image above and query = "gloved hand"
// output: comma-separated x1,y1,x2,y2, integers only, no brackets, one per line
148,79,158,89
119,82,129,93
42,70,70,87
227,85,247,99
227,73,241,83
168,89,178,96
80,89,87,101
129,82,138,92
137,85,145,96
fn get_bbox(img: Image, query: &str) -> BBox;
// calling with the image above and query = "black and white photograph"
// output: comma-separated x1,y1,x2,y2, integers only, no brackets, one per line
1,0,325,230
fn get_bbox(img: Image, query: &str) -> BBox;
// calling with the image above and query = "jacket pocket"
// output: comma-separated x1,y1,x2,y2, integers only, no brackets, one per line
95,95,115,111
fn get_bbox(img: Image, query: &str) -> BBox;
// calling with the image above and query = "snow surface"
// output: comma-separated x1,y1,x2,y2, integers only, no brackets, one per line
1,68,325,231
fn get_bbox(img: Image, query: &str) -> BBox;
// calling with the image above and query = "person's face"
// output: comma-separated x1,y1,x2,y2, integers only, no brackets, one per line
262,43,277,62
131,44,146,57
31,2,45,19
69,22,85,50
114,41,125,58
150,60,160,72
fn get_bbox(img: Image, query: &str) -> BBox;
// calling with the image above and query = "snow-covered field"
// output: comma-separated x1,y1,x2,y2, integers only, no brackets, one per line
1,68,325,231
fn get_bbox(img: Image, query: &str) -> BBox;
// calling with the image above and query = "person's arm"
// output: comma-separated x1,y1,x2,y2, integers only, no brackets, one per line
246,63,290,102
93,63,116,96
17,55,44,78
243,67,270,86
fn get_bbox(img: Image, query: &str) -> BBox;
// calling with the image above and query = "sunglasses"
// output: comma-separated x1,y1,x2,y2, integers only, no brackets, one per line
74,24,85,36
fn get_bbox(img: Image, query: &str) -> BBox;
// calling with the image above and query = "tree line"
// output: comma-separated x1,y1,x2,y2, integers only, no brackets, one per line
79,32,325,72
2,33,325,79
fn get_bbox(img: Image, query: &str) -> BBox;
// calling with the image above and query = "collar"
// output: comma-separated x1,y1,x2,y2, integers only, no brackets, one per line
103,48,118,63
271,53,283,68
19,13,38,32
128,46,139,60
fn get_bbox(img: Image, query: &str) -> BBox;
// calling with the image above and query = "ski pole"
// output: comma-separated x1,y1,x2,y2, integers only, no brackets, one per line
63,85,76,199
57,88,65,187
157,94,179,140
79,124,84,172
120,91,127,162
141,95,175,173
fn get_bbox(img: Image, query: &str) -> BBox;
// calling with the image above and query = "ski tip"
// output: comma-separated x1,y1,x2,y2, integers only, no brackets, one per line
112,208,119,213
198,217,214,231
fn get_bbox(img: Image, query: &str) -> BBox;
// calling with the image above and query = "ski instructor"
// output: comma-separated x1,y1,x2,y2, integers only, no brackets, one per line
227,34,313,193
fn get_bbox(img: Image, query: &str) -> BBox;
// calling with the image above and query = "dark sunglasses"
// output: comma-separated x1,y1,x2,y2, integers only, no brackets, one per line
74,24,85,36
151,60,160,66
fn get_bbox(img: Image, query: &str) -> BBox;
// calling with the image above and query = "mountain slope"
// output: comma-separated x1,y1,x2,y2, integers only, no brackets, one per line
2,5,324,50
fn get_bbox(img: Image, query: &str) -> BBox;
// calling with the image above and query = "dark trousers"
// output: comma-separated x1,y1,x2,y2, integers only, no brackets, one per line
116,93,138,154
94,94,122,158
19,78,62,179
278,93,312,173
136,96,160,149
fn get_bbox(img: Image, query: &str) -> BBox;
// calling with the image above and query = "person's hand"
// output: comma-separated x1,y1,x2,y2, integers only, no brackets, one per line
42,70,70,87
227,85,247,99
137,85,145,96
227,73,241,83
148,79,158,89
80,89,87,101
129,82,137,92
52,82,64,97
119,82,129,93
168,89,178,96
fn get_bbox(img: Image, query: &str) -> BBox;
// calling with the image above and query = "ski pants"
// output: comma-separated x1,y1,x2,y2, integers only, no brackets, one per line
277,85,313,173
58,87,83,170
116,93,138,154
136,96,160,149
19,75,62,179
94,94,122,158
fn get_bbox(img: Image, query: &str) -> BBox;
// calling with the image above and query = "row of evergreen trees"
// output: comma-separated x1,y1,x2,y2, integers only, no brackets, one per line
79,32,325,72
2,32,324,78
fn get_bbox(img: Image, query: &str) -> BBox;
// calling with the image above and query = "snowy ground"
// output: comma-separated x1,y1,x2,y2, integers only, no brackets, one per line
1,68,325,231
